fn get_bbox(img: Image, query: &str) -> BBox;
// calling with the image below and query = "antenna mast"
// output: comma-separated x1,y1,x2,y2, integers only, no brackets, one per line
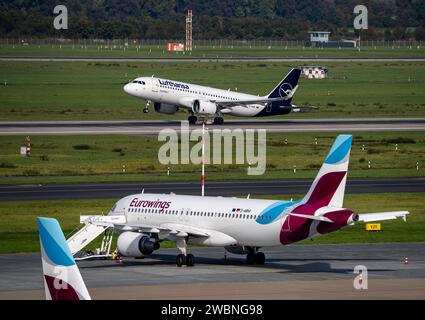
185,9,193,52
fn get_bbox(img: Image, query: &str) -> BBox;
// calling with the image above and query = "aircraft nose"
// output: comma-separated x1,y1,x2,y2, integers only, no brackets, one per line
123,83,132,95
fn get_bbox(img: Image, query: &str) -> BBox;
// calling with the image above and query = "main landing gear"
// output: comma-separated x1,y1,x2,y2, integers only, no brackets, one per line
187,115,224,125
175,238,195,267
246,250,265,265
188,115,197,125
213,117,224,125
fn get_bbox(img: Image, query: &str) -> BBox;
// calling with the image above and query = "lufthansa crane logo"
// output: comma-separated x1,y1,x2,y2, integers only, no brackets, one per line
279,83,293,98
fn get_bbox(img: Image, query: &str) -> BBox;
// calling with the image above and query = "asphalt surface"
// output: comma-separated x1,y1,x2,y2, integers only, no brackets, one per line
1,118,424,135
0,243,424,299
2,57,425,62
0,178,423,201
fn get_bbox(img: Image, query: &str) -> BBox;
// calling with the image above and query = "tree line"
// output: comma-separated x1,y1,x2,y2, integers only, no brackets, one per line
0,0,424,40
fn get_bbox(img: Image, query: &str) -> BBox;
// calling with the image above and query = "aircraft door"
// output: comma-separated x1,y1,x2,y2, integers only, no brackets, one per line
152,79,160,92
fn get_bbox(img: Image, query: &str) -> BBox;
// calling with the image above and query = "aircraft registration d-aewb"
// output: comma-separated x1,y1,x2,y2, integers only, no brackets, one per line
64,135,408,267
123,68,301,124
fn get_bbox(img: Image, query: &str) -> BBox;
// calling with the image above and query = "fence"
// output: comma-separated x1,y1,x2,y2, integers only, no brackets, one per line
0,38,423,48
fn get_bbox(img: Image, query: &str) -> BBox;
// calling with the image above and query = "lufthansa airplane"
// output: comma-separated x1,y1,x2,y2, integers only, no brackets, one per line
66,135,408,267
123,68,301,124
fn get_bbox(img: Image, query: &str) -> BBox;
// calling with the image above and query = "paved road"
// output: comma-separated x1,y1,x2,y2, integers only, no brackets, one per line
1,178,423,201
1,118,424,135
0,243,424,299
2,57,425,62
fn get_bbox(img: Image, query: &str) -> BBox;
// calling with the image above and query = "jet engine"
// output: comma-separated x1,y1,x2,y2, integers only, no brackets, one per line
154,102,178,114
117,231,160,257
192,99,217,115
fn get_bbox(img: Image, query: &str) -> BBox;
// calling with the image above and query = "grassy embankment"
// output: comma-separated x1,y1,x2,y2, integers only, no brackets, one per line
0,132,424,185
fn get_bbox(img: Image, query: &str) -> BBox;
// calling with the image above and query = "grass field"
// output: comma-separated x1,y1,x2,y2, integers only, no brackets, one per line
0,131,423,184
1,44,425,59
0,192,422,254
0,60,425,121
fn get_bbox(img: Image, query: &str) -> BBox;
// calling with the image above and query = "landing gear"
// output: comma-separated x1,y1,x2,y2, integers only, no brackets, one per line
213,117,224,125
175,238,195,267
246,249,265,265
246,252,255,265
176,254,186,267
188,115,197,125
143,101,150,113
186,253,195,267
254,252,265,265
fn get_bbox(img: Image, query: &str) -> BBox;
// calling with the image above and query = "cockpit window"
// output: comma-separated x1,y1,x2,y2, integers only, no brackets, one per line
131,80,146,85
110,204,117,212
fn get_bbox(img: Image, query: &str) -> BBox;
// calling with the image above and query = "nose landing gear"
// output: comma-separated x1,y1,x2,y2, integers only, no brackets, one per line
143,101,151,113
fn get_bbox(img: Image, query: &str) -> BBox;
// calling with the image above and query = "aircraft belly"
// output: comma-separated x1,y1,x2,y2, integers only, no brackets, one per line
229,105,264,117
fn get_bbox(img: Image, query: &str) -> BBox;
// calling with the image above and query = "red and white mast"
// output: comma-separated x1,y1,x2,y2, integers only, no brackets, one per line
201,119,205,197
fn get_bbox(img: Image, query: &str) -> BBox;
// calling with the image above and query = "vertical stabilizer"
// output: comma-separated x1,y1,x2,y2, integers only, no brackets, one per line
37,217,91,300
301,134,352,209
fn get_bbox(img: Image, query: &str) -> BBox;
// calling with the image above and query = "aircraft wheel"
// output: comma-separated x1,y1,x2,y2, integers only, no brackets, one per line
176,254,186,267
254,252,265,265
188,115,197,125
246,253,255,265
143,108,149,113
186,254,195,267
213,117,224,125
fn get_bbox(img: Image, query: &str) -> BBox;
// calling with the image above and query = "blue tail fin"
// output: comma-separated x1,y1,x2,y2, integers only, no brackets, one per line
267,68,301,104
38,217,91,300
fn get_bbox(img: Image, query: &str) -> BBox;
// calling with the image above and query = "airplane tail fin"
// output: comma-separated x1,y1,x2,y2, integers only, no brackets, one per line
267,68,301,104
300,134,352,209
37,217,91,300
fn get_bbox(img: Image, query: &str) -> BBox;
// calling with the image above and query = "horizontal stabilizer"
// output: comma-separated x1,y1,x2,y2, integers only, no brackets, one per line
287,212,333,223
358,211,409,222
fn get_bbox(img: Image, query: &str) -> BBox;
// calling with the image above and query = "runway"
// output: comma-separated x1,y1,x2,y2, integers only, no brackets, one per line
1,178,424,201
2,57,425,62
0,243,424,299
1,118,424,135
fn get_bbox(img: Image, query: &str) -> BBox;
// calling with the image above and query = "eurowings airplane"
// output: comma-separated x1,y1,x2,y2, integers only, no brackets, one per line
123,68,301,124
67,135,408,267
38,217,91,300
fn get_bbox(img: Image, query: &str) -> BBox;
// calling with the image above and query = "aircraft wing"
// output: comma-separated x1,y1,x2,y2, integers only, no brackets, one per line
82,216,209,237
357,211,409,223
215,85,298,108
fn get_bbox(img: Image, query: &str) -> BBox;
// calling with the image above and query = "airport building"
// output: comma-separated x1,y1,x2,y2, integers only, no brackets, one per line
307,31,356,48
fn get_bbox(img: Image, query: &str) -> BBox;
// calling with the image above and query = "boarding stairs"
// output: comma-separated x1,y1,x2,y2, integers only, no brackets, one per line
66,215,125,260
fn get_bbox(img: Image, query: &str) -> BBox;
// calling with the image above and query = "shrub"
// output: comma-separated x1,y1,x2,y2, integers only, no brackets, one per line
73,144,91,150
0,162,17,168
382,137,416,144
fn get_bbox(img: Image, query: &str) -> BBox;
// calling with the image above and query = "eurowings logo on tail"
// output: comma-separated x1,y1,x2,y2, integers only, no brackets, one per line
280,134,353,244
38,217,91,300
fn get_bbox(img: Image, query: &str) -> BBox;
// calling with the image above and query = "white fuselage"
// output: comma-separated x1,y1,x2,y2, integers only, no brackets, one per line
123,77,267,117
109,193,294,247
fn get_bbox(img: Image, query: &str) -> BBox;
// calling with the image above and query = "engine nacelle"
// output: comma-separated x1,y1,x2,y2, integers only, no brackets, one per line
154,102,178,114
192,99,217,115
117,231,160,257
